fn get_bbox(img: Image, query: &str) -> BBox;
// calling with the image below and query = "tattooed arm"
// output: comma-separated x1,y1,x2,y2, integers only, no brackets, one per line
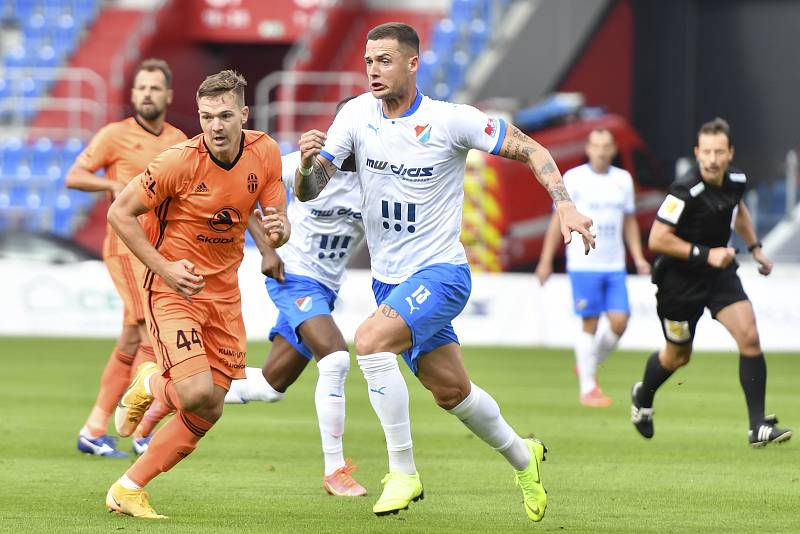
497,123,596,253
294,129,340,201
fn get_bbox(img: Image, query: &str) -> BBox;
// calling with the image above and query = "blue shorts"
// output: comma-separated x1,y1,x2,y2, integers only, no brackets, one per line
568,270,630,318
266,273,338,360
372,263,471,375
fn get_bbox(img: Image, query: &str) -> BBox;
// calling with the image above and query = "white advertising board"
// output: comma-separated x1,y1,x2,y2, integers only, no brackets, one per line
1,250,798,352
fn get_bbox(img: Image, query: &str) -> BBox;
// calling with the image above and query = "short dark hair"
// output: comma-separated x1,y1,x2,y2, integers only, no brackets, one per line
588,128,614,142
697,117,732,147
367,22,420,55
196,70,247,106
134,58,172,88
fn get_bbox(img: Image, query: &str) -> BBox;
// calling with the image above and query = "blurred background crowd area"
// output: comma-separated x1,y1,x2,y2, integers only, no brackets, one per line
1,0,798,268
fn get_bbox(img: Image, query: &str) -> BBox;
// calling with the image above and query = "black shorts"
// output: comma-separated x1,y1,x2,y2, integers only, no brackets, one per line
654,261,748,345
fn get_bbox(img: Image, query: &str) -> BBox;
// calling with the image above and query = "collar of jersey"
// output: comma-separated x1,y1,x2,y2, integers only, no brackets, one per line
133,114,163,137
203,133,245,171
380,88,423,119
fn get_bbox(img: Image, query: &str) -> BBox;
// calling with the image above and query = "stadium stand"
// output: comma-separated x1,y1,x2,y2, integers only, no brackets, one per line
0,0,102,236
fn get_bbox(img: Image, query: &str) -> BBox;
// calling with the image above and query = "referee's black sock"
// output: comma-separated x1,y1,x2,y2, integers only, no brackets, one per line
637,351,674,408
739,353,766,429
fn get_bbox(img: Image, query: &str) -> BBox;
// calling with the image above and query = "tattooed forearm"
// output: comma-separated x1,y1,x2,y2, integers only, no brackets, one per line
499,124,538,162
295,161,331,202
546,181,571,204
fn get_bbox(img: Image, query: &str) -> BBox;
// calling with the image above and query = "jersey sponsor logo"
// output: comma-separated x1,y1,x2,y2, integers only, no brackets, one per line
309,207,363,220
414,123,432,144
208,206,241,233
247,173,258,194
295,296,313,312
484,118,498,137
663,319,691,343
196,234,234,244
382,200,416,233
366,158,434,178
317,234,352,259
657,194,685,224
141,169,156,199
195,181,209,193
729,172,746,183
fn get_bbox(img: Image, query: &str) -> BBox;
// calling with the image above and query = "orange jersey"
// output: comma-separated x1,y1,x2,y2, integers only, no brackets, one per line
76,116,187,257
134,130,285,300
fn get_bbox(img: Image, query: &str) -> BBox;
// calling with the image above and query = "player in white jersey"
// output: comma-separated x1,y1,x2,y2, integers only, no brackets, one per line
225,99,368,497
537,129,650,407
293,23,595,521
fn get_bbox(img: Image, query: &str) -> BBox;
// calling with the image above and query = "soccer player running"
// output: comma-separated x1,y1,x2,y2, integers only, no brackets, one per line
104,70,289,519
295,22,595,521
223,99,368,497
66,59,187,457
536,129,650,407
630,118,792,447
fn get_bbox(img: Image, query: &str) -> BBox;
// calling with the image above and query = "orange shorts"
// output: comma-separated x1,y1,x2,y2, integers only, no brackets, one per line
105,253,146,326
144,291,247,391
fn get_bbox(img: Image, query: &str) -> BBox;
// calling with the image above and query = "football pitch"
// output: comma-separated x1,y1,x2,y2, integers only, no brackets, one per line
1,337,798,533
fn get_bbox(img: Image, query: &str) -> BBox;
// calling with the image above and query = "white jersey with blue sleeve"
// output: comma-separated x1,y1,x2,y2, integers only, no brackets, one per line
276,151,365,291
564,163,635,272
319,91,507,283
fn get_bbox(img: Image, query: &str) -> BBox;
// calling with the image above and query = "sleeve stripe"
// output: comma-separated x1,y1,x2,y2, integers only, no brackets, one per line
490,118,507,155
320,150,335,162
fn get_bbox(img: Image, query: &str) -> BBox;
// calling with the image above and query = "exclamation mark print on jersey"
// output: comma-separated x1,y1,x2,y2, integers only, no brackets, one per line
393,202,402,231
329,236,340,259
340,236,351,258
318,235,329,259
407,203,416,233
382,200,390,229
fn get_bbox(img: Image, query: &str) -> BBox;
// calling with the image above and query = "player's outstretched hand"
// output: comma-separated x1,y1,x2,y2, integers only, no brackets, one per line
707,246,736,269
635,258,651,275
535,262,552,285
161,259,204,301
256,207,290,248
557,202,595,254
298,129,327,169
752,248,773,276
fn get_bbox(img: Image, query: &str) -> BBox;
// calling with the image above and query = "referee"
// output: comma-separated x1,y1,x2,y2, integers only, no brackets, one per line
630,118,792,447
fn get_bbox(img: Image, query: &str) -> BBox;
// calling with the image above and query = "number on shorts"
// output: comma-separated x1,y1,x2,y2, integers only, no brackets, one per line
176,328,203,351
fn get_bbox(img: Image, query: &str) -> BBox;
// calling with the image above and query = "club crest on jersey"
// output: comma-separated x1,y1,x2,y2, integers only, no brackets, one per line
295,296,313,312
485,118,497,137
414,123,432,144
247,173,258,194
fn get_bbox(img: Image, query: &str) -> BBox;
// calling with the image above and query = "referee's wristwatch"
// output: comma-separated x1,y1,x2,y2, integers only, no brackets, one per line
747,241,763,253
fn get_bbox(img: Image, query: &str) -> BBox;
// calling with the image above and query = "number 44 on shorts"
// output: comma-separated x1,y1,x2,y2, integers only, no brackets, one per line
176,328,203,351
405,285,431,315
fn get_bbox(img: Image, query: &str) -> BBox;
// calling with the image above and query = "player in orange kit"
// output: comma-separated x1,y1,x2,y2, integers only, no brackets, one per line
66,58,187,457
103,69,289,519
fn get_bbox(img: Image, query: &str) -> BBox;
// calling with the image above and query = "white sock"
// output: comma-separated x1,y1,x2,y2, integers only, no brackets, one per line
448,382,531,471
594,322,620,366
143,373,153,396
223,366,285,404
119,474,141,490
316,351,350,476
79,425,100,439
575,331,597,395
357,352,416,475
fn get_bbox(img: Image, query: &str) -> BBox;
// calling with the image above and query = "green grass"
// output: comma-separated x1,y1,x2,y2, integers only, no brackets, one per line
0,337,798,533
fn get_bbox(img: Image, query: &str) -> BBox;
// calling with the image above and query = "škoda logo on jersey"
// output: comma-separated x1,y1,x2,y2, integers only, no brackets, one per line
247,173,258,194
207,206,241,233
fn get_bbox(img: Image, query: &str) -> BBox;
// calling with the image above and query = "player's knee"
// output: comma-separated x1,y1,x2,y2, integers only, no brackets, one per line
662,345,692,369
354,322,389,355
431,385,469,410
737,328,761,353
318,350,350,375
610,317,629,336
176,382,215,412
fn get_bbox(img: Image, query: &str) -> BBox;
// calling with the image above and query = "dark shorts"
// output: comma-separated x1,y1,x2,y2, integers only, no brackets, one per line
654,261,748,345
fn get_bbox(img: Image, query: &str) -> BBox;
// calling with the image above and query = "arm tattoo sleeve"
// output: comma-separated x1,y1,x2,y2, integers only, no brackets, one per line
296,160,332,201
